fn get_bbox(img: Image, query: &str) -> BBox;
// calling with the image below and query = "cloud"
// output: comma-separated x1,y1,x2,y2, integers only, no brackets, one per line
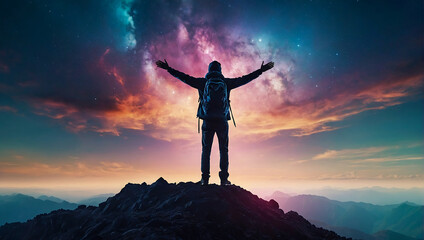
351,156,424,164
0,63,9,73
316,172,424,181
0,105,17,113
0,160,141,178
309,143,424,166
312,147,390,160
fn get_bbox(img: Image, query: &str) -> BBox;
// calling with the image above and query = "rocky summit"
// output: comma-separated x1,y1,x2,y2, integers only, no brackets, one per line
0,178,348,240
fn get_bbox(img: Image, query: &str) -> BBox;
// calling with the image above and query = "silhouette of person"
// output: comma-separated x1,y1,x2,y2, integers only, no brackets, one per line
156,59,274,185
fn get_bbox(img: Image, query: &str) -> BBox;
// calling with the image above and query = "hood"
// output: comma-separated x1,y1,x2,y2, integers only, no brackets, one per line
206,61,224,79
208,60,221,73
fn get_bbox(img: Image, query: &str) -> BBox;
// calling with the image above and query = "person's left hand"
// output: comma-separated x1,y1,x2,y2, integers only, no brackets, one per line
260,61,274,72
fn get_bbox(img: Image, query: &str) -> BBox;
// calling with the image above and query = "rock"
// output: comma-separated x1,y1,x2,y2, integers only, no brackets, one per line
77,205,86,210
268,199,279,210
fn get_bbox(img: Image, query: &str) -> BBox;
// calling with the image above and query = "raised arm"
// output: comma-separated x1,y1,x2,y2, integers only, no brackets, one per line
156,59,204,90
226,61,274,89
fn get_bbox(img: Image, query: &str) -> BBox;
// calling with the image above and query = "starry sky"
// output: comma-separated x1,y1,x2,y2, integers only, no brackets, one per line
0,0,423,198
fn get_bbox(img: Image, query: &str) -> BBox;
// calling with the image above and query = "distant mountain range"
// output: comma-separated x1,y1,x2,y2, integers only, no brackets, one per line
0,178,347,240
313,221,421,240
304,187,424,205
0,194,78,225
267,191,424,240
77,193,114,206
37,195,65,203
0,192,115,226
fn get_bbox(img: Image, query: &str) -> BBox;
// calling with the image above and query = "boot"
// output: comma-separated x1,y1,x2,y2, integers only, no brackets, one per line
220,179,231,186
201,177,209,186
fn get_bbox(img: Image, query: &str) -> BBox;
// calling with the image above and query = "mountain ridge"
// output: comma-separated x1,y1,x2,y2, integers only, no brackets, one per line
0,178,347,240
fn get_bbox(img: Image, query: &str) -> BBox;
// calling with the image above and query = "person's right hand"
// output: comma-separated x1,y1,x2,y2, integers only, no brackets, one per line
260,61,274,72
156,59,169,70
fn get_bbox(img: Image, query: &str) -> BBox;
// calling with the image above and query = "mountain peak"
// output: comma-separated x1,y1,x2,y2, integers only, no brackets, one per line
153,176,168,185
0,179,348,240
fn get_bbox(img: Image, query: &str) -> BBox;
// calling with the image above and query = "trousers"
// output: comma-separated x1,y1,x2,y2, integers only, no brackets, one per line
201,119,229,181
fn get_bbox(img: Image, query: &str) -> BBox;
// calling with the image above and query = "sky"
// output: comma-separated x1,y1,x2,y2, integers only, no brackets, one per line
0,0,423,200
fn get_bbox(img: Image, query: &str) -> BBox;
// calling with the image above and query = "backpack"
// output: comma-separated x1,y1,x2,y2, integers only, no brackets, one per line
201,77,229,120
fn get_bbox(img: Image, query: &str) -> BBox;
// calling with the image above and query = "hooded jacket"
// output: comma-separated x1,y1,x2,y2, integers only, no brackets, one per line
167,62,263,120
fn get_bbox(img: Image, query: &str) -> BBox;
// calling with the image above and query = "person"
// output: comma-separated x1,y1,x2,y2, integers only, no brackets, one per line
156,59,274,186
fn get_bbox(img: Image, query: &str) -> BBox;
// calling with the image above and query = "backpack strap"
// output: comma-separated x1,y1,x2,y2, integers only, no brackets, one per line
229,100,236,127
197,97,201,133
198,117,200,133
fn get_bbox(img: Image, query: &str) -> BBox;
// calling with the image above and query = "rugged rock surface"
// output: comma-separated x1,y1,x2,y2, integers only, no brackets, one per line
0,178,348,240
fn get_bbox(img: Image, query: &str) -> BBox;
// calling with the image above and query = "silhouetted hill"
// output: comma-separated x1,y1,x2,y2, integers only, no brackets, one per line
268,191,291,205
372,230,420,240
268,192,424,239
311,220,375,240
0,178,348,240
376,203,424,239
0,194,78,225
311,220,423,240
